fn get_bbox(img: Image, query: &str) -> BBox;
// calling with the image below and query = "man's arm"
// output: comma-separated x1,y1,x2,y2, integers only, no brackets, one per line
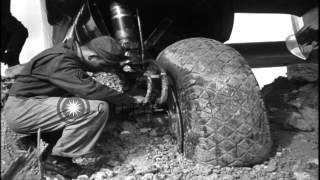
49,55,136,105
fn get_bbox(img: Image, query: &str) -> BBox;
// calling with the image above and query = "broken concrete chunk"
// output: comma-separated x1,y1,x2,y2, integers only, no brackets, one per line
287,63,318,82
284,112,314,131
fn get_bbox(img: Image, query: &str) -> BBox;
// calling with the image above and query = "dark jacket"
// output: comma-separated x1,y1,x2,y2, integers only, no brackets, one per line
9,40,135,105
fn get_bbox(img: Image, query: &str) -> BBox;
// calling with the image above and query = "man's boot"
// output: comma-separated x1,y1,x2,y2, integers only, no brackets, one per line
44,155,83,179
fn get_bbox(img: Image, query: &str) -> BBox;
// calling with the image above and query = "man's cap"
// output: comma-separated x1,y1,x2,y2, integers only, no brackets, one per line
85,36,127,62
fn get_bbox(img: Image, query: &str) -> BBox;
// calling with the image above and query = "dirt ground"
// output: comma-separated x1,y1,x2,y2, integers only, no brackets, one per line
1,76,318,180
71,113,319,180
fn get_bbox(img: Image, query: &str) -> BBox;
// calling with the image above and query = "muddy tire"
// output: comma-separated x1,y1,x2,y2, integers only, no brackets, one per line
156,38,272,166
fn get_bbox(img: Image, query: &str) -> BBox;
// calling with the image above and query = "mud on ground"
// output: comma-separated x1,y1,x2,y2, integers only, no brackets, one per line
1,75,318,180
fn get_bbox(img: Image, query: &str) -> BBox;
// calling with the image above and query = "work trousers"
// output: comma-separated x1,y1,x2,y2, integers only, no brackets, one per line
2,96,109,157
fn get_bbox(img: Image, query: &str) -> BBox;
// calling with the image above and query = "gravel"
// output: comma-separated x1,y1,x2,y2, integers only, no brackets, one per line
39,75,318,180
2,72,318,180
87,72,124,93
42,116,314,180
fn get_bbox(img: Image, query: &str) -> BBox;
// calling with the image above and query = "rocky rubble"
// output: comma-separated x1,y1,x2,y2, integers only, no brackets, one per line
261,76,318,133
87,72,124,93
46,118,317,180
287,63,318,82
45,107,318,180
64,66,319,180
259,64,319,180
2,65,318,180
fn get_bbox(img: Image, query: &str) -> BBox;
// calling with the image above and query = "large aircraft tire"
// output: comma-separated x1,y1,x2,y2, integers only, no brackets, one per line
157,38,272,166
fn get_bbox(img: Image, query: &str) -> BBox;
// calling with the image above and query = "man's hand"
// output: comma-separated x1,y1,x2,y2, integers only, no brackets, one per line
133,96,146,104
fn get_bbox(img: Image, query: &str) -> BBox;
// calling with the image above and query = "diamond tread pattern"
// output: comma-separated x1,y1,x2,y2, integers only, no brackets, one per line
156,38,272,167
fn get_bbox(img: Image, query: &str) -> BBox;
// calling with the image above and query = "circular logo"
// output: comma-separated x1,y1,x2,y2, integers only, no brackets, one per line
57,97,90,124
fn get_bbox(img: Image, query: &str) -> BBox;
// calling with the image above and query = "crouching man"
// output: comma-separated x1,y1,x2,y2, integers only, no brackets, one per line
2,36,144,178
